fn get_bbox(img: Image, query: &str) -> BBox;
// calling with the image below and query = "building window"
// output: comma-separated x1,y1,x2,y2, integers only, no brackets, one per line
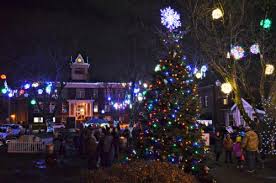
62,103,67,113
94,103,98,113
93,89,98,98
199,97,202,107
105,103,111,112
204,96,208,107
49,103,55,113
74,68,85,75
34,117,43,123
223,98,228,105
76,89,85,99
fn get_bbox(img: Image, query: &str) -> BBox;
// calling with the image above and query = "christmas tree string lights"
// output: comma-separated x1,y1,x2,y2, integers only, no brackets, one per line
131,7,205,174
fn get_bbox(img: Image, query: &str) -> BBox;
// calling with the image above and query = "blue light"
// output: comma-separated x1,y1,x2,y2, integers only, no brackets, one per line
38,89,43,95
201,65,208,72
46,83,52,94
134,87,140,94
24,83,30,89
108,97,111,101
186,65,192,71
8,93,13,97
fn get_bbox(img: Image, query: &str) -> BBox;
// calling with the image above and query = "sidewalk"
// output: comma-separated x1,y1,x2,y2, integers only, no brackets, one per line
210,159,276,183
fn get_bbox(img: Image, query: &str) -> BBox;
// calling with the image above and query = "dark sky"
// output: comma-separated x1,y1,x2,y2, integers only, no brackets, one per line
0,0,181,84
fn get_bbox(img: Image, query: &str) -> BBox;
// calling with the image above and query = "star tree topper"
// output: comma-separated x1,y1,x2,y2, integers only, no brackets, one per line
160,7,181,31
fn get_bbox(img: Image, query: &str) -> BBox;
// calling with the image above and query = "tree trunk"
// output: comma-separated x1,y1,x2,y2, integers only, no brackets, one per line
232,63,253,127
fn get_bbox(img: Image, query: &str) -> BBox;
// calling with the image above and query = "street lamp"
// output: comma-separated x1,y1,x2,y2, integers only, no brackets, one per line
221,82,232,94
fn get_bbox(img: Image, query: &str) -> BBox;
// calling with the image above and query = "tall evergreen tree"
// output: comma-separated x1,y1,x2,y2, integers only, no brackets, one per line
133,7,205,173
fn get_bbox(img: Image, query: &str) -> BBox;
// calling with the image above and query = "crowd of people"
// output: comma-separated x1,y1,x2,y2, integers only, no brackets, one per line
50,124,138,169
213,126,263,173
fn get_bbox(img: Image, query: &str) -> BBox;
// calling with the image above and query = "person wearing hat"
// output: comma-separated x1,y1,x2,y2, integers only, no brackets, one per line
242,126,259,173
233,136,244,169
223,134,233,163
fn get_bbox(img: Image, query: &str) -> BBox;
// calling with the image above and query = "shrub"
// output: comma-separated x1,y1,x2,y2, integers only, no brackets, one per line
84,161,197,183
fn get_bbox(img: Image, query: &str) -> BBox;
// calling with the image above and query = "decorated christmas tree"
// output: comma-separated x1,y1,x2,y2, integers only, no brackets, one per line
133,7,205,173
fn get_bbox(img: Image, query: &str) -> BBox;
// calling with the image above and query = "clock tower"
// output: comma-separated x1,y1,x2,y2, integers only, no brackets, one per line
70,54,90,81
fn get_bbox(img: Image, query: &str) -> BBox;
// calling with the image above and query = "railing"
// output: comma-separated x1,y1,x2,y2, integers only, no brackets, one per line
8,140,45,153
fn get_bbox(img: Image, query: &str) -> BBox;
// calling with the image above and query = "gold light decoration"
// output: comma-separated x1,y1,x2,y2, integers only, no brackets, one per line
221,82,232,94
0,74,6,80
265,64,274,75
195,72,202,79
212,8,223,20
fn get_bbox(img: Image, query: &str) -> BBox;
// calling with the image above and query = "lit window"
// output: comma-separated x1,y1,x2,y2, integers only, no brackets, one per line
204,96,208,107
94,104,98,113
223,98,228,105
34,117,43,123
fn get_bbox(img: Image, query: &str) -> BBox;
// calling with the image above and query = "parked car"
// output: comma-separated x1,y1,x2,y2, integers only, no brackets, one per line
2,124,24,136
47,122,65,133
0,127,11,142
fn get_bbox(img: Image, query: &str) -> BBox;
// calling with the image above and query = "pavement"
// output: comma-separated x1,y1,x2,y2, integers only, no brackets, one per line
210,158,276,183
1,143,276,183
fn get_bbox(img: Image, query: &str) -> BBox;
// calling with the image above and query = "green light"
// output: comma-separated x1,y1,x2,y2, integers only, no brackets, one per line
30,99,36,105
168,121,172,125
173,144,177,147
1,88,7,94
260,18,272,29
153,123,157,128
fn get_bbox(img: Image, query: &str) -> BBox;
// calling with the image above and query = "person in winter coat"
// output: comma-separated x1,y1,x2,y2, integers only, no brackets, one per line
242,126,259,173
233,136,244,168
99,128,114,167
223,134,233,163
87,132,98,170
112,127,120,160
214,131,223,162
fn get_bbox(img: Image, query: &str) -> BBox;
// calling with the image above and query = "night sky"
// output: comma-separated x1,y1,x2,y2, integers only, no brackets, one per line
0,0,181,84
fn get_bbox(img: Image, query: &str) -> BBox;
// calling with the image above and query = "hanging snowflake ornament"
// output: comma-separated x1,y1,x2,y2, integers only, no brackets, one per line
250,43,260,54
160,7,181,31
230,46,245,60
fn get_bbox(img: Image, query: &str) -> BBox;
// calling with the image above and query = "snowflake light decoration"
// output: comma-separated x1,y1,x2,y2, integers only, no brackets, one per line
160,7,181,31
250,43,260,54
230,46,245,60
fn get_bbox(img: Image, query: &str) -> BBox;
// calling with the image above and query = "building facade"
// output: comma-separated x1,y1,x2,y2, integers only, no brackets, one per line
198,83,233,128
11,54,130,128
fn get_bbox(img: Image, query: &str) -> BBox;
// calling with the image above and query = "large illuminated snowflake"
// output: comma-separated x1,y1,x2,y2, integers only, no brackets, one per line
160,7,181,31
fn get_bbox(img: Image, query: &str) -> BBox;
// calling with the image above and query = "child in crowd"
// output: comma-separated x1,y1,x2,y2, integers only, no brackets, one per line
233,136,244,169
